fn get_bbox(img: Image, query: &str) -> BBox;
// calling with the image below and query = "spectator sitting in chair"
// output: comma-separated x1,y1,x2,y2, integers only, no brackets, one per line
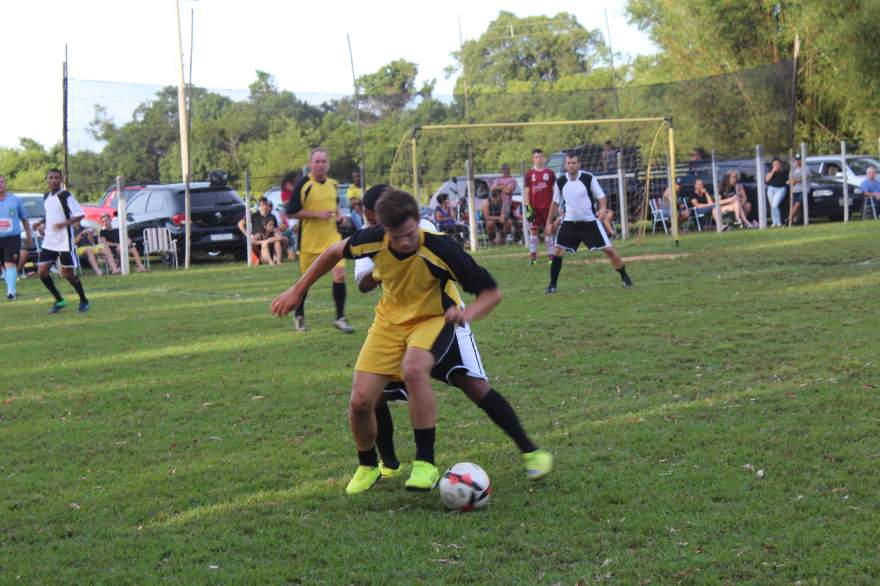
662,178,690,224
239,196,285,263
690,179,723,229
481,188,509,245
718,171,756,227
434,193,466,242
254,215,283,265
98,213,147,273
859,165,880,209
490,163,518,218
74,225,109,276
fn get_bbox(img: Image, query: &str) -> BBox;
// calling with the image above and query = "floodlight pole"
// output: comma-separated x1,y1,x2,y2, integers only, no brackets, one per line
711,149,722,233
117,176,130,275
62,45,69,189
465,159,478,252
175,0,192,269
347,34,367,189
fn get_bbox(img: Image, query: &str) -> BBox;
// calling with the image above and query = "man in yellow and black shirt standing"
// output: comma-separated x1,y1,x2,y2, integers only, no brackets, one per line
285,147,353,333
271,187,503,495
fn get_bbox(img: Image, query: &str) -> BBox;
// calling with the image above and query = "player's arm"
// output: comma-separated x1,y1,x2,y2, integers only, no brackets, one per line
545,200,559,234
271,239,347,316
18,201,33,245
592,176,608,215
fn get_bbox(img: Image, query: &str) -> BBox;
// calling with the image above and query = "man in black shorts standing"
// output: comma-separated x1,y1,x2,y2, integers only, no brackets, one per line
36,169,90,313
544,152,633,292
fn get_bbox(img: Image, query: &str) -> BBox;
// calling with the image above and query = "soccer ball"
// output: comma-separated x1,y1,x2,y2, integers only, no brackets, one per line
439,462,491,512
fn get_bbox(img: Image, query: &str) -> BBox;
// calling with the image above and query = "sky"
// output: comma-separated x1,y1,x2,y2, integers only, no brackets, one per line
0,0,655,152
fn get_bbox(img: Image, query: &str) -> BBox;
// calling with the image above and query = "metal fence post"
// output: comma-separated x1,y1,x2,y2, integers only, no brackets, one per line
756,144,767,229
800,143,809,226
710,149,722,233
520,160,528,247
616,150,628,240
245,170,253,267
116,175,130,275
841,141,850,223
465,159,478,252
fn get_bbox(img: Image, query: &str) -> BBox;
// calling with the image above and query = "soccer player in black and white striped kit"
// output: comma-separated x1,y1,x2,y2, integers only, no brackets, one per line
544,152,633,293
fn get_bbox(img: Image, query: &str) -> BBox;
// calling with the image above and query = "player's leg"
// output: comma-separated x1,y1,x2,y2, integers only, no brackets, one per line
547,221,578,293
60,255,89,310
331,262,353,333
1,237,20,299
37,250,66,311
528,223,539,263
347,369,392,494
601,246,633,287
374,390,403,477
401,346,440,490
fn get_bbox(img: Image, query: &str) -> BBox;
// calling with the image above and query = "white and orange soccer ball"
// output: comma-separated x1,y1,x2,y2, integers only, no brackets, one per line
439,462,492,512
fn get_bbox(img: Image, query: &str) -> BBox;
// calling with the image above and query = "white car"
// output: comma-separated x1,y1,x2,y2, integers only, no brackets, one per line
805,155,880,188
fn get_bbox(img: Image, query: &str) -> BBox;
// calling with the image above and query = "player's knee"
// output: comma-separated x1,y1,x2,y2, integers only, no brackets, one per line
401,360,430,387
349,392,374,417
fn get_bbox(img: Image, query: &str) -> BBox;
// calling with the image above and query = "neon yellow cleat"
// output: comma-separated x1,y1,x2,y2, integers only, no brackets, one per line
345,465,381,495
523,449,553,480
404,460,440,491
379,461,402,478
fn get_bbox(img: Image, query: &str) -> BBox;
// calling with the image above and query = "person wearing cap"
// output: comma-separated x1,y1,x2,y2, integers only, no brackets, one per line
765,156,789,227
788,154,811,226
348,196,364,231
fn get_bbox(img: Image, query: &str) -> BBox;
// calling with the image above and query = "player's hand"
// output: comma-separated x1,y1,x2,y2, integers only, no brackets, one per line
271,285,304,317
544,222,553,235
318,210,334,220
444,306,467,326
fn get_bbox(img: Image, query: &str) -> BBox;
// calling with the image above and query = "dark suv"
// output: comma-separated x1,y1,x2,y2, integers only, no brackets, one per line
124,179,246,258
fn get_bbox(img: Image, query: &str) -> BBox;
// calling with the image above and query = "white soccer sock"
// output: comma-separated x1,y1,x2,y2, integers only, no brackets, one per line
529,235,538,255
544,235,555,256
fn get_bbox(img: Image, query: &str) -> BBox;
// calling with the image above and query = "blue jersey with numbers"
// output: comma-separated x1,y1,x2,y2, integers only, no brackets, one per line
0,194,28,237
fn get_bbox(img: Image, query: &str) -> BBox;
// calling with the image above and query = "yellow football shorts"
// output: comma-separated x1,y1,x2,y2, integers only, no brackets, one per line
355,315,455,376
299,249,345,273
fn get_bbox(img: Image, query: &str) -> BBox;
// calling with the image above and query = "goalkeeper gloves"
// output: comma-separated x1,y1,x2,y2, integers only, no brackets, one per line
526,205,536,223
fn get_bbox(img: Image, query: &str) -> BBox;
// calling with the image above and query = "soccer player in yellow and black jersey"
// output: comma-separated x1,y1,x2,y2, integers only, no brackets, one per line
271,187,503,494
285,148,353,333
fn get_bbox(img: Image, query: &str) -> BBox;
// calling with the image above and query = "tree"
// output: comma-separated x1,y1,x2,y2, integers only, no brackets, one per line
356,59,433,119
449,11,609,91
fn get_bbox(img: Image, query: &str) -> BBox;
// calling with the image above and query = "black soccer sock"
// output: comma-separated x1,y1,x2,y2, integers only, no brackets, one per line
332,281,346,320
40,275,63,302
357,446,378,467
68,276,88,303
616,265,629,281
413,427,436,465
374,402,399,469
294,291,308,319
478,389,538,453
549,255,563,287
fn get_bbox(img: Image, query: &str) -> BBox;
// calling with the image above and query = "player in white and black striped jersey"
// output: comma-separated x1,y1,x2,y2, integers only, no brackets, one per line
544,152,633,292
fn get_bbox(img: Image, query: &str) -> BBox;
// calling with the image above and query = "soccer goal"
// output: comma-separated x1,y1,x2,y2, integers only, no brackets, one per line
389,117,681,251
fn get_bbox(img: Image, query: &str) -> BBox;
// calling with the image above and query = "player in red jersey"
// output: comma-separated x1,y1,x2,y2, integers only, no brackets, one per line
523,148,557,264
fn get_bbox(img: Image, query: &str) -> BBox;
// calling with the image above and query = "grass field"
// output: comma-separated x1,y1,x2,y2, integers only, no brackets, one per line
3,222,880,584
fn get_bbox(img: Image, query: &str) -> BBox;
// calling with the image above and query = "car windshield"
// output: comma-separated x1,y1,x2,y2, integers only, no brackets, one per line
848,158,880,175
175,189,243,207
110,188,144,209
20,197,45,217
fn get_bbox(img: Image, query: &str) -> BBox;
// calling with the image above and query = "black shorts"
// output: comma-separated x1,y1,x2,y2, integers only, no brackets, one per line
38,248,79,268
555,220,611,252
0,235,21,264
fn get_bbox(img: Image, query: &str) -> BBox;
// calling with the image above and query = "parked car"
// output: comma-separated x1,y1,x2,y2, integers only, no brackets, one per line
805,155,880,188
123,177,246,259
682,158,862,222
82,184,145,223
14,193,45,266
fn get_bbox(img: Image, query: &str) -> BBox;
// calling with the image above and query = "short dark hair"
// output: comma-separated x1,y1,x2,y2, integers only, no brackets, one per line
281,171,298,189
532,148,544,155
47,168,62,177
605,140,613,146
363,184,390,211
436,193,448,205
258,196,270,205
375,188,419,230
565,151,579,160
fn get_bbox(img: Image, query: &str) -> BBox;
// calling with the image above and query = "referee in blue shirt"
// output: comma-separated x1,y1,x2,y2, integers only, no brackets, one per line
0,174,33,300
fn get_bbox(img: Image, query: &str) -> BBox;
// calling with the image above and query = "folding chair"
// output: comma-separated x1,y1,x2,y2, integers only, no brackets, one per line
142,227,178,270
648,198,670,234
864,197,878,220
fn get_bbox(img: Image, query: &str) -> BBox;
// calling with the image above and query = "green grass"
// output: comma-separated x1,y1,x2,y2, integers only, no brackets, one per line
3,222,880,584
